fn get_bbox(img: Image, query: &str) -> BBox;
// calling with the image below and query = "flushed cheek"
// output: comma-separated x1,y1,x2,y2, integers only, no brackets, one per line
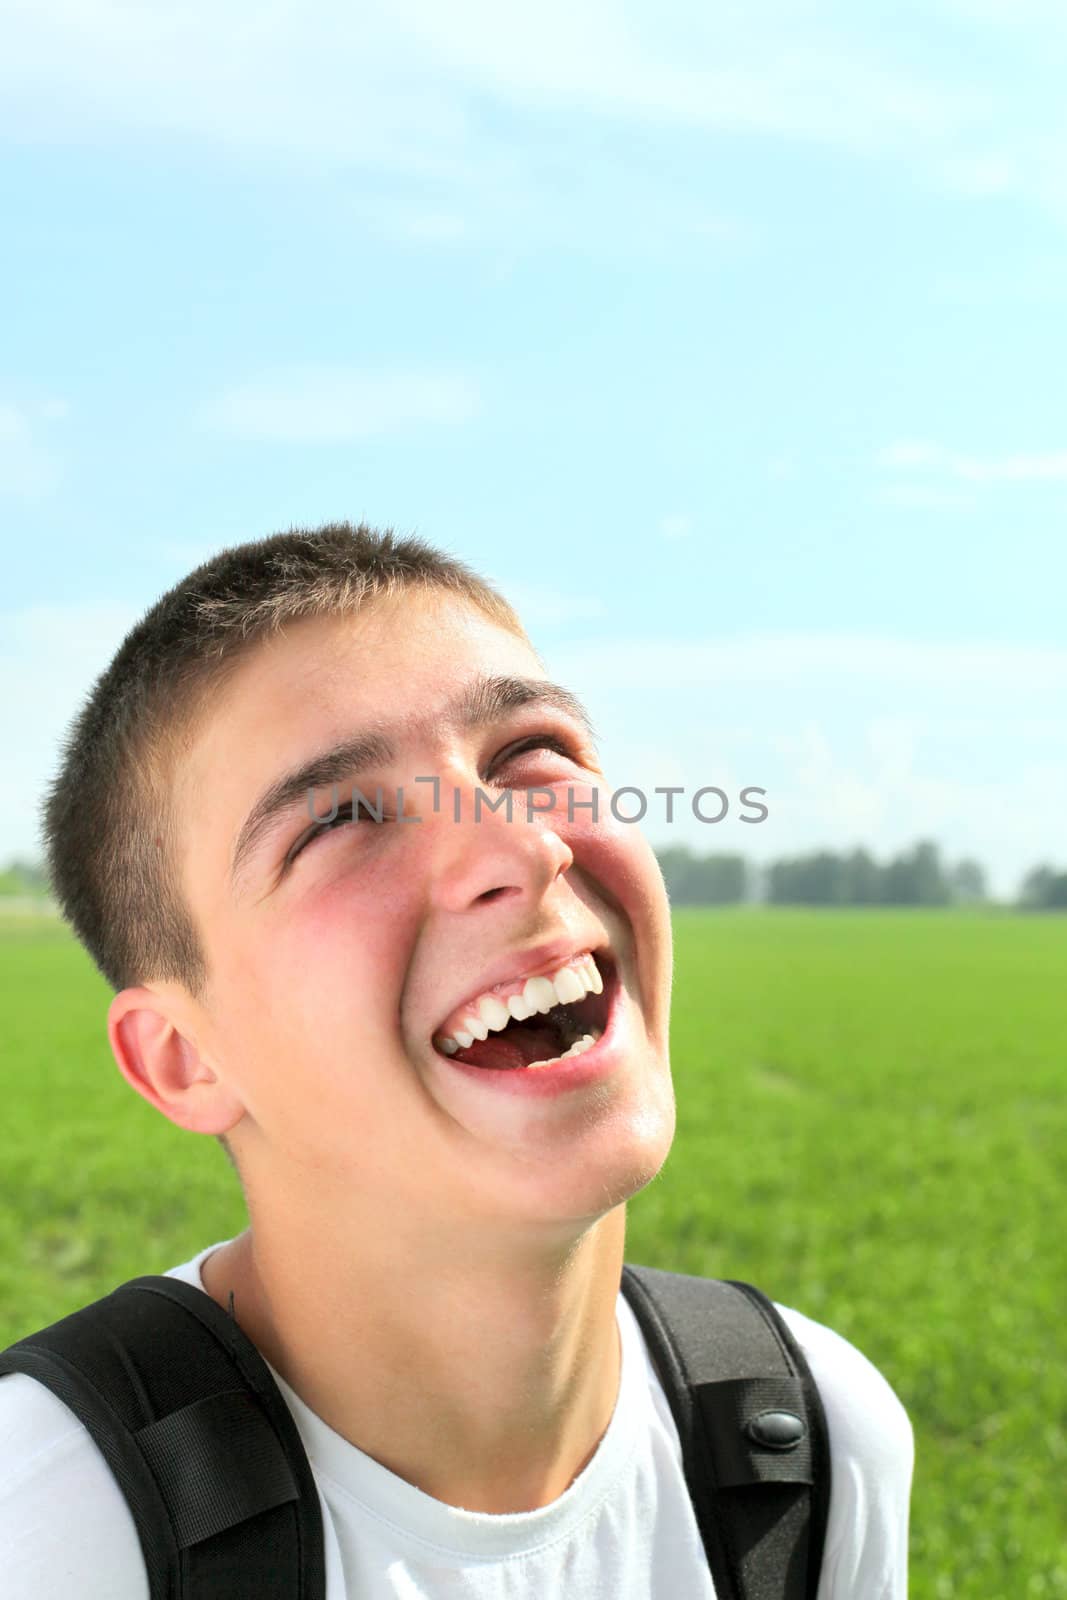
268,856,419,980
216,890,417,1111
564,808,672,1029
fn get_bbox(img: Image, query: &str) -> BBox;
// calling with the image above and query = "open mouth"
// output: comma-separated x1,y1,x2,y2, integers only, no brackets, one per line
432,950,615,1072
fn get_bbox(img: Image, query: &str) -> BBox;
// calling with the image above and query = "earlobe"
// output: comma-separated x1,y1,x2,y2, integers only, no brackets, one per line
107,987,245,1135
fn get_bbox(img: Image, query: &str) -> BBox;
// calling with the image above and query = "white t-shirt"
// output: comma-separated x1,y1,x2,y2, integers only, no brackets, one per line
0,1238,914,1598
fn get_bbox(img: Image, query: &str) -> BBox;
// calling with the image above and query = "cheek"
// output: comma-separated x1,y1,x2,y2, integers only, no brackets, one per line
232,855,422,1048
294,859,419,1000
563,792,673,988
565,791,670,922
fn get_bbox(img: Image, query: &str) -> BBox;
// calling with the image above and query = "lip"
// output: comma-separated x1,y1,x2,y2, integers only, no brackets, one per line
430,933,609,1041
435,954,626,1097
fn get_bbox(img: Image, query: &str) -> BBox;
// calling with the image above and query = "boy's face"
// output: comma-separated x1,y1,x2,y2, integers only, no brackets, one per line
174,591,676,1236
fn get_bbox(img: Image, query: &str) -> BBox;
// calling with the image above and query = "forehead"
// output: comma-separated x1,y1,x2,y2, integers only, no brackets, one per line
174,592,547,902
185,591,541,786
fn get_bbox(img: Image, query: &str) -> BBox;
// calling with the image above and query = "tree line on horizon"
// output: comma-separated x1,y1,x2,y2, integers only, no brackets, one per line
1,846,1066,910
654,840,1067,910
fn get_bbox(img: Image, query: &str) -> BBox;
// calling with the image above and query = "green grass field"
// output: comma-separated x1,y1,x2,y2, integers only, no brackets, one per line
1,905,1064,1596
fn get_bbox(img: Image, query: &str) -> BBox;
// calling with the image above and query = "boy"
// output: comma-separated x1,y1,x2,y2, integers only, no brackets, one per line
1,524,913,1596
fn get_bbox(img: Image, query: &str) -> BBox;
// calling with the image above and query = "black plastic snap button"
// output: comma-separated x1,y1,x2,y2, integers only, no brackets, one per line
744,1409,806,1450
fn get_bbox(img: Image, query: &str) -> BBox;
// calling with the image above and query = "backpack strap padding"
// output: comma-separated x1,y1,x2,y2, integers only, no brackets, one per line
620,1264,831,1600
135,1388,301,1547
0,1274,326,1600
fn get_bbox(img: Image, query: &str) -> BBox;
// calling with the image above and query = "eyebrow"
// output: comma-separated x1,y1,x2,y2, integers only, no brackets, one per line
229,674,595,894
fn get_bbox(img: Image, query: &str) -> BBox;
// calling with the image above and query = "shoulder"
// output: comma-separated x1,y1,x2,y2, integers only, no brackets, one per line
774,1302,915,1470
773,1303,915,1600
0,1370,149,1599
0,1242,231,1600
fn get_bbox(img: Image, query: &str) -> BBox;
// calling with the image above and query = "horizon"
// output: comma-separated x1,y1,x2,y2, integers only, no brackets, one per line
2,836,1060,908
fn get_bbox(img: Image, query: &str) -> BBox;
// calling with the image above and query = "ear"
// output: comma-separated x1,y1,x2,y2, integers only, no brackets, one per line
107,987,245,1136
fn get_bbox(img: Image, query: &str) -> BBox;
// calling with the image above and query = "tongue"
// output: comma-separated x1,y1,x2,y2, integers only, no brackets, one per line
455,1023,564,1071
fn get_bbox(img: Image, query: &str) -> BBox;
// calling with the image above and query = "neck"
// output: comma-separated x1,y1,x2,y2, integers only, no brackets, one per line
200,1200,627,1514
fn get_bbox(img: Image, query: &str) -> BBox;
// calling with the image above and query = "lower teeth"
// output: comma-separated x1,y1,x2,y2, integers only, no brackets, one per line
527,1029,601,1070
435,1025,605,1070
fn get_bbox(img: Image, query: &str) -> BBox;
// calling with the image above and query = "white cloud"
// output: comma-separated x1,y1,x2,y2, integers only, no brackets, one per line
9,3,1067,236
200,367,480,442
686,214,749,243
878,440,942,469
0,0,1011,215
553,632,1067,691
658,513,693,541
385,213,469,244
938,152,1018,195
877,439,1067,484
877,483,975,509
390,3,982,149
955,451,1067,482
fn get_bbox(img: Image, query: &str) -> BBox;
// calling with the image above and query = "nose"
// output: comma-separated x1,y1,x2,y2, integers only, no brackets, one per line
428,782,575,916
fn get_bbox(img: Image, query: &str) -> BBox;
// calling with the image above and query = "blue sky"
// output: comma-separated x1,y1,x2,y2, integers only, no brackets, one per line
2,1,1065,897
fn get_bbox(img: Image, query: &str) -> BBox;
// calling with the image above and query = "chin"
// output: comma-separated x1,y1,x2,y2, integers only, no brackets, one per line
546,1082,678,1217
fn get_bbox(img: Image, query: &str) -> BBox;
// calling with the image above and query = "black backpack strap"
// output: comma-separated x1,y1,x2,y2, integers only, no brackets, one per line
0,1274,326,1600
620,1264,831,1600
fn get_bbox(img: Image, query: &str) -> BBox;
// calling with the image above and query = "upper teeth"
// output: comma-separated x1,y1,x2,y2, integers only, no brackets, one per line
435,952,603,1055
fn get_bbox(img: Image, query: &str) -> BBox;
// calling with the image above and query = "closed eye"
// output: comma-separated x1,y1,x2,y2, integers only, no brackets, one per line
487,733,577,775
288,731,594,863
287,794,388,862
